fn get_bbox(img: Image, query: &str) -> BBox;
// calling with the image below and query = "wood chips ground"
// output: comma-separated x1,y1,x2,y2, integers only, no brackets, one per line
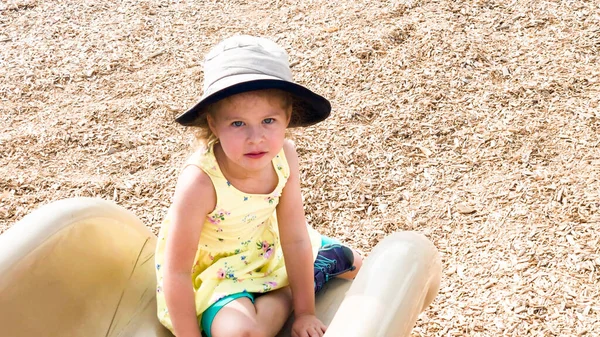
1,0,599,335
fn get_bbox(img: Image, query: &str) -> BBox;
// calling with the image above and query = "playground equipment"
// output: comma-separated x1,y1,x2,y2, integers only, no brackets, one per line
0,198,441,337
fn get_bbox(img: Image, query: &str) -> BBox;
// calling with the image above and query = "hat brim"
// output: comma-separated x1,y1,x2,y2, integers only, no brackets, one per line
175,78,331,128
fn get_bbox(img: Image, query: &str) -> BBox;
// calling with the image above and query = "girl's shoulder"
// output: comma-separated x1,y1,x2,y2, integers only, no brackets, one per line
184,143,222,178
281,139,300,172
270,139,298,180
282,139,296,155
174,164,216,210
172,146,217,211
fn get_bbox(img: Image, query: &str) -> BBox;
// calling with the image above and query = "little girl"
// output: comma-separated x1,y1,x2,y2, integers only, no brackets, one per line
155,35,362,337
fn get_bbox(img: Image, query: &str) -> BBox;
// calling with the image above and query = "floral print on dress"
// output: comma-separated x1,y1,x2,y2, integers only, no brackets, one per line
217,265,238,282
257,240,274,259
242,214,257,224
209,209,230,225
264,191,280,205
262,281,277,292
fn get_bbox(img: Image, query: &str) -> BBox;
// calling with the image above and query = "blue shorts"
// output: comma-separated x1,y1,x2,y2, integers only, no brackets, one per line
200,235,340,337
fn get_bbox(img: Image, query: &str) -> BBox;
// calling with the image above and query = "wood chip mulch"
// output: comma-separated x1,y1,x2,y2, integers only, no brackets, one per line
1,0,599,335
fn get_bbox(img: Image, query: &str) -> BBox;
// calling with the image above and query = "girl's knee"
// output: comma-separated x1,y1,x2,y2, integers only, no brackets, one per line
243,327,268,337
212,323,266,337
234,326,267,337
353,249,364,271
210,297,267,337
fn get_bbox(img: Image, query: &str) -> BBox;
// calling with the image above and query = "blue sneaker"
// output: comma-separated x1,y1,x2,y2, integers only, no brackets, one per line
314,243,356,293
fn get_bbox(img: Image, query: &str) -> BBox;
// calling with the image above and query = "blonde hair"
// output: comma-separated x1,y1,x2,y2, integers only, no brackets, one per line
190,89,295,148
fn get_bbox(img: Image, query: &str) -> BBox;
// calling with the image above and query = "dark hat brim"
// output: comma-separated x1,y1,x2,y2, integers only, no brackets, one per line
175,79,331,128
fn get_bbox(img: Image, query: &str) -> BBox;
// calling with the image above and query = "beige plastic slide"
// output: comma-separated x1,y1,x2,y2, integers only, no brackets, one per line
0,198,441,337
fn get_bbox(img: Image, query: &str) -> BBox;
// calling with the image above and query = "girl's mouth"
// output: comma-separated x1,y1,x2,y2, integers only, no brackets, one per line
245,152,266,159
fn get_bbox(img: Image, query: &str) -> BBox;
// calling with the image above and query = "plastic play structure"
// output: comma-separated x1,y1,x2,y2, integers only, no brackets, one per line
0,198,441,337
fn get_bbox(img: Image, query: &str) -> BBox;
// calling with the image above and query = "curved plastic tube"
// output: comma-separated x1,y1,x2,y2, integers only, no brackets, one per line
1,198,440,337
277,231,441,337
322,231,441,337
0,198,171,337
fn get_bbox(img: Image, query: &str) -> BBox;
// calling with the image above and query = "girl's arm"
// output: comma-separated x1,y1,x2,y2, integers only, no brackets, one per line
277,140,320,320
163,165,216,337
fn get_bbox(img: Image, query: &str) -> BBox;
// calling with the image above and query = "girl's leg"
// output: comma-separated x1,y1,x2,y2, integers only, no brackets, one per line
210,287,293,337
254,287,294,336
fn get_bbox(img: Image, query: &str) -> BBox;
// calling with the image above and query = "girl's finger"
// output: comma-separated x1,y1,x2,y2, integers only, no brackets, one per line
310,326,322,337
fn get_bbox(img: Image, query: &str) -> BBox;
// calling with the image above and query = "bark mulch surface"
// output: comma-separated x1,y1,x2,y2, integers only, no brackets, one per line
1,0,599,335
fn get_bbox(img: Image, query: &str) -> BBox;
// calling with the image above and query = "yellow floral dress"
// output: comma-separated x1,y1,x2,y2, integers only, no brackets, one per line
154,142,323,333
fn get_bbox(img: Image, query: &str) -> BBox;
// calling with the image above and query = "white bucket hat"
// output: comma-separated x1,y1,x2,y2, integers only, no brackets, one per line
175,35,331,127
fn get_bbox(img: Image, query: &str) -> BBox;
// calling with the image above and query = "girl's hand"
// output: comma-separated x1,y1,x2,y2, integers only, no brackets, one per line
291,314,327,337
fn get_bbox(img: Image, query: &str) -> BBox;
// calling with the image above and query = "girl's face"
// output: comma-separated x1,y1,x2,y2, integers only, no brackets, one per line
207,91,291,174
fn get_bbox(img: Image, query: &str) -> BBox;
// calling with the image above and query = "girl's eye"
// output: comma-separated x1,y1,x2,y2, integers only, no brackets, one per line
232,121,244,127
263,118,275,124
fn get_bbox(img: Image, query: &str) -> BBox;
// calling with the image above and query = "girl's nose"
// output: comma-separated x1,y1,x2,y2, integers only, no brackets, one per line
247,126,263,144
